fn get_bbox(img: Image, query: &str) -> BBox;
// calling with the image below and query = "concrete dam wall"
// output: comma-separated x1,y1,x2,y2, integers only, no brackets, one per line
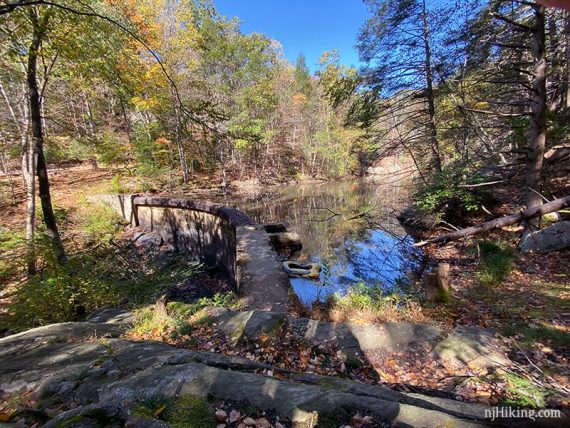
91,194,252,287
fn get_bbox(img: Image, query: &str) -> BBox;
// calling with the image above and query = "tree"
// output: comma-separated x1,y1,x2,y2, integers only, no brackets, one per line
458,1,550,231
357,0,451,174
26,7,66,263
524,2,547,231
294,53,312,97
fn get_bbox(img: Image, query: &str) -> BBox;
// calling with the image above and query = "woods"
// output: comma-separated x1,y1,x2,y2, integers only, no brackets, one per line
0,0,367,272
0,1,569,422
0,0,568,280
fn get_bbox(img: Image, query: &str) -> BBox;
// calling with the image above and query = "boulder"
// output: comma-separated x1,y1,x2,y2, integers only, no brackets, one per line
217,310,288,344
134,231,163,248
520,221,570,253
88,308,134,325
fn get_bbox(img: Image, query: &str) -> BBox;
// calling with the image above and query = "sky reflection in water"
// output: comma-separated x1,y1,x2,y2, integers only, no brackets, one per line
222,180,423,308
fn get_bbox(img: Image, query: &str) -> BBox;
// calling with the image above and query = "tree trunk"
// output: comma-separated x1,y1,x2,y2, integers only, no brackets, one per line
415,195,570,247
565,11,570,110
27,10,66,263
421,0,441,174
0,132,7,174
22,130,36,275
524,4,547,234
119,96,132,144
172,88,188,184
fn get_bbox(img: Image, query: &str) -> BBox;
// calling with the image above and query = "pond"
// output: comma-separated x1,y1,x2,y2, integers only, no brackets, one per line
218,180,423,308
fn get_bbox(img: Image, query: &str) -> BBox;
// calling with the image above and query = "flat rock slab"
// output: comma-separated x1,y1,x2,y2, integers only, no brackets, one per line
88,308,136,325
237,225,292,311
434,325,509,370
291,318,443,355
200,309,507,371
1,322,565,427
0,321,125,350
0,325,492,428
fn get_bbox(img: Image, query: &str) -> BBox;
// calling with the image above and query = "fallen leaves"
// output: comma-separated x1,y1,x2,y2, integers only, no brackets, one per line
213,408,279,428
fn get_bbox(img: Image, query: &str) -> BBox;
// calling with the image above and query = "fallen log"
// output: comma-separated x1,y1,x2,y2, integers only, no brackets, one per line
414,195,570,247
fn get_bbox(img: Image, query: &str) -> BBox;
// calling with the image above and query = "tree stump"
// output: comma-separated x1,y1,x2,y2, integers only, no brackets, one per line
423,263,451,302
437,263,451,293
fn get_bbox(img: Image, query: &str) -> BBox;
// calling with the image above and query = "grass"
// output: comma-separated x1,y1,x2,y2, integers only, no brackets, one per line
502,373,552,409
318,283,430,324
129,292,241,340
133,394,215,428
82,201,126,242
473,240,516,286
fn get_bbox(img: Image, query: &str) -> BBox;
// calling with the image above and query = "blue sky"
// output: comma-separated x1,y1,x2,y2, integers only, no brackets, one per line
214,0,369,73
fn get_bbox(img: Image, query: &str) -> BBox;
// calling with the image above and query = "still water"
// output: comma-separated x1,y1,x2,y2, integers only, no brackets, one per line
219,180,423,308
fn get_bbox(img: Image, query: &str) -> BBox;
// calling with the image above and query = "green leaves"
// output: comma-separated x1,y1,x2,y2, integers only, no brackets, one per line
416,166,487,216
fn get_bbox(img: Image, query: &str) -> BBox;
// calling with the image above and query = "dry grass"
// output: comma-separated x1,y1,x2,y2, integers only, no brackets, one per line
312,288,432,325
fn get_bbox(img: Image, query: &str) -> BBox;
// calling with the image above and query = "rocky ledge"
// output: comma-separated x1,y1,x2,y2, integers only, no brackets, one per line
0,315,566,427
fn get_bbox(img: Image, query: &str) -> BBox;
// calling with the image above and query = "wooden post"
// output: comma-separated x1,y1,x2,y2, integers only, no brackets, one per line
437,263,450,293
423,263,451,302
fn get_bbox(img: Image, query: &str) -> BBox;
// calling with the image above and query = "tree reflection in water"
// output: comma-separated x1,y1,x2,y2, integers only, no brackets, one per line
220,180,424,308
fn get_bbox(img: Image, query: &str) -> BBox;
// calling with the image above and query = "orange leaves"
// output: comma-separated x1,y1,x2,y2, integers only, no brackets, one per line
0,410,15,423
292,93,308,106
154,137,172,147
106,0,160,46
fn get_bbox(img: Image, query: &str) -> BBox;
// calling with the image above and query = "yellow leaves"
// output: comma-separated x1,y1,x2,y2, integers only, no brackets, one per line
145,63,169,86
131,96,158,111
474,101,490,109
154,405,166,417
0,410,15,423
130,63,170,111
292,93,308,106
235,138,251,151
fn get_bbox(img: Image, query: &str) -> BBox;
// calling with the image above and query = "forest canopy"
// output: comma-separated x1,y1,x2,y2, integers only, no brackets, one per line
0,0,569,270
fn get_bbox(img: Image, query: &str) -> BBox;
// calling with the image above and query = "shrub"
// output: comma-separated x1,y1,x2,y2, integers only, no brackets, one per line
416,166,487,218
110,174,127,194
83,203,124,242
44,136,91,164
94,131,130,167
0,241,205,331
0,229,25,283
134,394,215,428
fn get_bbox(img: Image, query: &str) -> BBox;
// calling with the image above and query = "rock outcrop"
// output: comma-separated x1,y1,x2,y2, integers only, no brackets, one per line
3,313,565,427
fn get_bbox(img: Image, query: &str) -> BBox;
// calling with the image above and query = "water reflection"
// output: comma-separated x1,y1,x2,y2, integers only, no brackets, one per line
216,180,423,308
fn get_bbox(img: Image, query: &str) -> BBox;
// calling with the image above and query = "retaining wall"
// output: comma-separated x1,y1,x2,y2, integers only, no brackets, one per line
91,194,252,287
